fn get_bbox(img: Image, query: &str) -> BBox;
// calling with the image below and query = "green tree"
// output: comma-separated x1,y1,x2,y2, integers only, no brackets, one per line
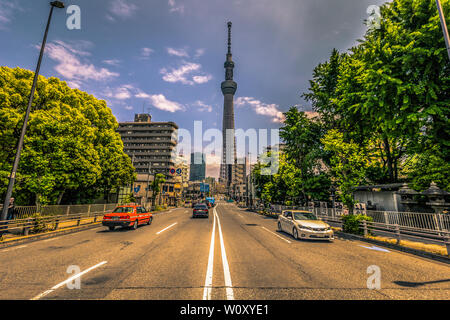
322,130,369,213
0,66,135,205
150,173,166,209
280,107,331,203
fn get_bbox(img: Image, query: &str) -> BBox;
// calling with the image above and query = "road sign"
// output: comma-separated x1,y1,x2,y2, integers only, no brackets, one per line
134,186,140,193
200,183,210,193
170,168,176,175
176,168,182,175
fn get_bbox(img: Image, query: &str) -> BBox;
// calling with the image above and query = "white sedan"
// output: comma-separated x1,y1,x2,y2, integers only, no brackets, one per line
278,210,334,241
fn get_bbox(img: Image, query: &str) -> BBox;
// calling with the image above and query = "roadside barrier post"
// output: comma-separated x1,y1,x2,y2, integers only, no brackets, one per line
77,214,81,226
444,234,450,257
363,219,368,237
395,224,401,244
23,218,32,236
54,218,59,230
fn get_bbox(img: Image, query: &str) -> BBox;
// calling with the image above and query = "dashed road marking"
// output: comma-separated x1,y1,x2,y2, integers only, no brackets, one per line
261,226,292,244
31,261,107,300
156,222,177,235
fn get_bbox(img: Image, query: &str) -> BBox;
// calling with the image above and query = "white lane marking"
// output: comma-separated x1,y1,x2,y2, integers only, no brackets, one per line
31,261,107,300
203,212,216,300
214,208,234,300
42,238,57,243
261,226,292,244
359,245,390,252
0,245,27,253
156,222,177,235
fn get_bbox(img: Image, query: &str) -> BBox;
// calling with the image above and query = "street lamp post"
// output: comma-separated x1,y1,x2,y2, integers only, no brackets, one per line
436,0,450,60
1,1,65,221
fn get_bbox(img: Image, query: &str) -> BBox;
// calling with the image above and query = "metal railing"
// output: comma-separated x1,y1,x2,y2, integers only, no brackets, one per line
0,204,119,236
0,203,118,220
249,204,450,255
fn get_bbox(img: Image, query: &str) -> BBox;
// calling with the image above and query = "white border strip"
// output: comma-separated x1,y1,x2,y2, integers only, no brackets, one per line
215,208,234,300
203,212,216,300
31,261,107,300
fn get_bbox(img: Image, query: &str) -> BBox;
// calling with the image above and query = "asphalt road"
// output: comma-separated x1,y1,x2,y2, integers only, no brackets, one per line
0,202,448,300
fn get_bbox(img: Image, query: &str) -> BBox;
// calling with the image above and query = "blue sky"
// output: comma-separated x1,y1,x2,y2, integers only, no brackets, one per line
0,0,387,177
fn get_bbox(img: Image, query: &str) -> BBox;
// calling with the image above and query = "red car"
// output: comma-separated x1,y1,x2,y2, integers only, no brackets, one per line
102,204,153,231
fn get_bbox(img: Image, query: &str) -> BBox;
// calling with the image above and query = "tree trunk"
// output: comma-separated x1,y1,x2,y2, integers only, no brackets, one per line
383,137,394,182
57,191,65,205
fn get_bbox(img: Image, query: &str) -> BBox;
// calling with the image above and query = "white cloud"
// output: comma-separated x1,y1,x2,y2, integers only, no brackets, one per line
109,0,138,19
45,40,119,86
167,47,189,58
102,59,121,66
160,62,200,85
168,0,184,14
160,62,212,85
103,84,136,100
136,93,184,113
235,97,285,123
195,48,205,58
193,100,213,112
0,0,21,30
141,47,154,59
193,75,212,84
125,105,133,110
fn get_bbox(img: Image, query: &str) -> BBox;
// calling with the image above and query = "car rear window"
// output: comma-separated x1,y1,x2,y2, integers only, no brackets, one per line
194,204,208,209
112,207,134,213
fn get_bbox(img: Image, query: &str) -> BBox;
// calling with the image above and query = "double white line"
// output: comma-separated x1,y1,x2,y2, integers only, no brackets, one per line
203,206,234,300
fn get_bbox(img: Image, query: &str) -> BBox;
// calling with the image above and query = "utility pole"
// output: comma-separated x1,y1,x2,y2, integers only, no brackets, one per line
130,153,136,204
436,0,450,61
1,1,65,221
145,161,152,209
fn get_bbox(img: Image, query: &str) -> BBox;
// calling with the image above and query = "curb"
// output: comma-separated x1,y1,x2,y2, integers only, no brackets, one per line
335,231,450,265
0,208,174,249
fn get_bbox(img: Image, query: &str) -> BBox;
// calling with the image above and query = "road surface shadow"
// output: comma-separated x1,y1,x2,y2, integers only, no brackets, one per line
394,279,450,287
97,227,140,233
276,230,333,243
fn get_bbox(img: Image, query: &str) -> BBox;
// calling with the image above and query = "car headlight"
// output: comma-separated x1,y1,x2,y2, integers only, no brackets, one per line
298,225,312,230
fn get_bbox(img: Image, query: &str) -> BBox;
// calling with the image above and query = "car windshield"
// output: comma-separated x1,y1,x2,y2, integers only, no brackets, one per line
112,207,134,213
293,212,317,220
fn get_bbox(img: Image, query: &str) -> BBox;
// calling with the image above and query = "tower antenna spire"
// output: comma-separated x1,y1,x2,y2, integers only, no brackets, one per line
227,21,232,55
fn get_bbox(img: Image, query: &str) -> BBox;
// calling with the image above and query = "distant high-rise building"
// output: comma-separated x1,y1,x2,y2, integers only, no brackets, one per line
117,113,178,179
116,113,179,205
175,155,189,185
189,152,206,181
234,157,247,184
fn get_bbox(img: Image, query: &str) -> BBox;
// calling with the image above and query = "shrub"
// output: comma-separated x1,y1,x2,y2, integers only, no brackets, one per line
30,213,51,234
342,214,373,236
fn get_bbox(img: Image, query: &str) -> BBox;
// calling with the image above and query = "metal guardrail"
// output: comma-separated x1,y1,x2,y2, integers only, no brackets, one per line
249,204,450,255
0,203,118,220
0,204,118,236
